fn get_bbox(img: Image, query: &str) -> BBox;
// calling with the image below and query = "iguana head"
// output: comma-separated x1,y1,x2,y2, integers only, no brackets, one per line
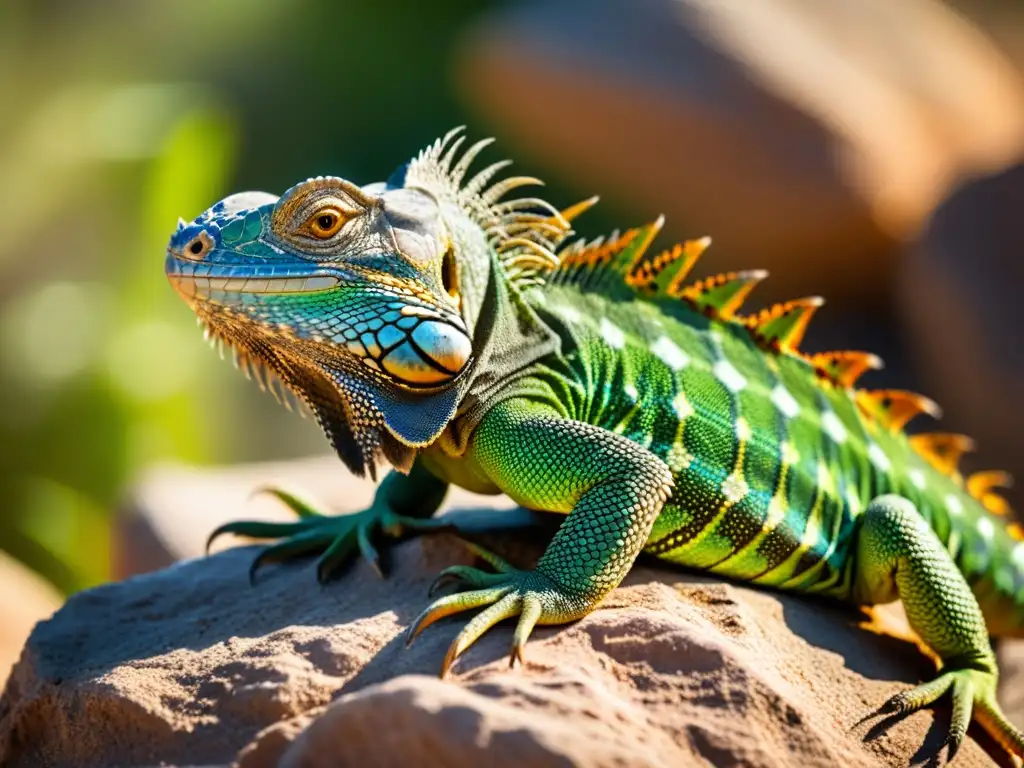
166,128,575,477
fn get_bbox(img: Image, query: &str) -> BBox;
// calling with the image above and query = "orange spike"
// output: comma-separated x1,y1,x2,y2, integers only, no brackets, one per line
557,196,600,224
966,470,1014,516
1007,522,1024,541
626,234,709,294
619,216,664,276
856,390,942,432
657,237,711,296
745,297,824,355
808,350,884,389
908,433,976,477
677,270,768,320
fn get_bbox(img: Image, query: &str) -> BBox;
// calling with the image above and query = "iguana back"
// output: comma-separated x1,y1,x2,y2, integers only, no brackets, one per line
520,221,1024,637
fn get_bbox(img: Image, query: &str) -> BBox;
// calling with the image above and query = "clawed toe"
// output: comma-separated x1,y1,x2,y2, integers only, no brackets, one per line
975,695,1024,759
248,530,334,584
406,586,513,647
880,674,954,716
428,565,507,596
441,592,523,677
206,519,313,554
314,533,359,583
208,485,451,584
408,549,591,678
871,668,1024,762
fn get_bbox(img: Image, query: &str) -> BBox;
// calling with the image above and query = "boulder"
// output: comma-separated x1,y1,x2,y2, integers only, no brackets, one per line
2,492,1020,766
456,0,1024,307
900,163,1024,511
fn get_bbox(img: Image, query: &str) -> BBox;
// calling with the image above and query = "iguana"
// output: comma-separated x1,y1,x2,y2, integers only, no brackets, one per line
166,128,1024,761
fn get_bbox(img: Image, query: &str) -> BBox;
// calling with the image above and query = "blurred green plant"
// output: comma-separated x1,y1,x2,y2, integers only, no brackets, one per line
0,0,501,596
0,92,237,593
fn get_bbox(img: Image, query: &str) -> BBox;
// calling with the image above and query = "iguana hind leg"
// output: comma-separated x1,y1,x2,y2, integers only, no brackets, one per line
207,460,451,582
854,494,1024,760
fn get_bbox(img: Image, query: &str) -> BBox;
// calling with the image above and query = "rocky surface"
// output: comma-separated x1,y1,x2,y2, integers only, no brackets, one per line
3,498,1022,767
901,163,1024,512
457,0,1024,307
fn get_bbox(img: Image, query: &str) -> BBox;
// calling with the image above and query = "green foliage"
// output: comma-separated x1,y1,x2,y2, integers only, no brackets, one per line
0,0,493,594
0,102,238,593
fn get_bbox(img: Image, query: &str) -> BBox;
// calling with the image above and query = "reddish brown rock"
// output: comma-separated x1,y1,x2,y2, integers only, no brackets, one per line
2,501,1018,766
456,0,1024,306
900,163,1024,512
1001,639,1024,735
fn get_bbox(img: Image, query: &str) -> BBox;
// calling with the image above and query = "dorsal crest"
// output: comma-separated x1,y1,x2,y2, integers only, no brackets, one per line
744,297,824,355
909,433,976,477
547,211,1013,507
856,390,942,432
404,127,575,290
407,129,1013,515
676,270,767,320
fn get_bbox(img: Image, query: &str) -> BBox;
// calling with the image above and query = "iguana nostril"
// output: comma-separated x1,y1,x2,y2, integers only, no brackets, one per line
182,230,214,259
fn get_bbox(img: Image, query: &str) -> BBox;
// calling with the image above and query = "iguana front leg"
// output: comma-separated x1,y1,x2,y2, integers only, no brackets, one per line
855,495,1024,760
207,460,451,582
408,398,674,675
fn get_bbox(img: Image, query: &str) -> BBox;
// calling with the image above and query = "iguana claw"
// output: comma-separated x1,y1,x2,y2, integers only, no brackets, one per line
408,541,589,677
207,486,451,583
878,666,1024,761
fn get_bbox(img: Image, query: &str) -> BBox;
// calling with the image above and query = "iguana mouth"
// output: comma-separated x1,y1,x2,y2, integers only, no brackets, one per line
167,272,340,300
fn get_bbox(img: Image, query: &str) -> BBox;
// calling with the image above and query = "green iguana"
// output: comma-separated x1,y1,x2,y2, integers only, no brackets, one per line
165,128,1024,761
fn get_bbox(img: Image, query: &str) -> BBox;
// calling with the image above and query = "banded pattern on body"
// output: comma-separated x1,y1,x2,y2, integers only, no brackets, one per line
535,283,1024,611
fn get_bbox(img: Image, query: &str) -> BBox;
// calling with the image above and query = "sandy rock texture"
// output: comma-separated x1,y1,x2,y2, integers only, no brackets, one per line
3,508,1022,767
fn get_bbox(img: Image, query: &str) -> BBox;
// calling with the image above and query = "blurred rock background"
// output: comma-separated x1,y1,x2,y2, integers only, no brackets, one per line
2,0,1024,685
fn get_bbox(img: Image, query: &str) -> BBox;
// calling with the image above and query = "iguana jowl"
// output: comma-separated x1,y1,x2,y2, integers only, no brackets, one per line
165,129,1024,761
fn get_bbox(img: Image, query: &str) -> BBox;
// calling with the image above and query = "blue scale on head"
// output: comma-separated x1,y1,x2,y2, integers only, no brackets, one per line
218,214,247,244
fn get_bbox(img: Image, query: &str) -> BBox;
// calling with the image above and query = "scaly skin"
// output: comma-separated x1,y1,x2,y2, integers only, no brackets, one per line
167,129,1024,762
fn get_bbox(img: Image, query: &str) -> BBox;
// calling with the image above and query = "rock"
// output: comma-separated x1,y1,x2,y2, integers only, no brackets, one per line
1001,639,1024,734
900,163,1024,511
456,0,1024,306
0,551,62,690
2,503,1018,767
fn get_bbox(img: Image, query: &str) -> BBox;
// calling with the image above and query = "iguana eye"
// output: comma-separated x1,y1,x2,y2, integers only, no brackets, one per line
303,208,347,239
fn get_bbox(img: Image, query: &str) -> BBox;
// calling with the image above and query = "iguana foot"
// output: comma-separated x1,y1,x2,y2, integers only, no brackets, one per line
207,487,451,583
407,541,591,677
880,666,1024,760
